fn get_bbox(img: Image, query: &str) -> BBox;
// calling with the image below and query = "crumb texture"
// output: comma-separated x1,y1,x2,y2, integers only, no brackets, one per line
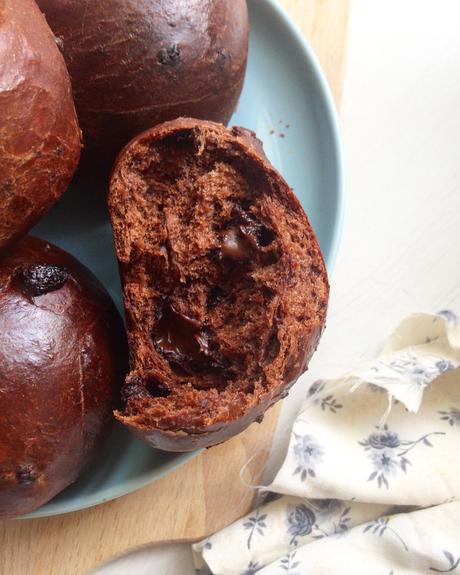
109,119,329,449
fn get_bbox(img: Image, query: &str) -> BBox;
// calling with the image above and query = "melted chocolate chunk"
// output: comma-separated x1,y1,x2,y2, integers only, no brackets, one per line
153,303,233,376
16,463,38,484
221,227,254,260
221,207,276,261
157,44,181,66
153,303,203,363
18,264,68,296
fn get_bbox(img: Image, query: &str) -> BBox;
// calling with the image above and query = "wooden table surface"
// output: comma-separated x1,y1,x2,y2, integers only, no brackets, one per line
0,2,351,574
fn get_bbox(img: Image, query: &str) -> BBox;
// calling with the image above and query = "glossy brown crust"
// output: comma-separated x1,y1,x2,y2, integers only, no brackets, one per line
110,118,329,452
0,237,126,518
36,0,249,163
0,0,81,251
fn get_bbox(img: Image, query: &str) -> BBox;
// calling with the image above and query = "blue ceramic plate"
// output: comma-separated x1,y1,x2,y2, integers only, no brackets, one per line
27,0,343,518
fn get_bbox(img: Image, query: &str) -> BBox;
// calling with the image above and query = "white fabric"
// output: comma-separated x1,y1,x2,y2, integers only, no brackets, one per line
192,313,460,574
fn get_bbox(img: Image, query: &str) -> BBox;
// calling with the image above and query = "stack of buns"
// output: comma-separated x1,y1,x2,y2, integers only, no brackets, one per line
0,0,328,517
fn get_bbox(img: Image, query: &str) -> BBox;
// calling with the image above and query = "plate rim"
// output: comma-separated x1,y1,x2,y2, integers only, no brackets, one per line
24,0,344,519
260,0,345,272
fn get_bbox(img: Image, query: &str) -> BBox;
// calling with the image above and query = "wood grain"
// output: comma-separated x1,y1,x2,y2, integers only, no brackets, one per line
277,0,351,104
0,2,351,573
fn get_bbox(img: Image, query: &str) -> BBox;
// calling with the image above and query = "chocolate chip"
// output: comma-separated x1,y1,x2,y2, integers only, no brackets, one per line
153,303,232,376
255,414,264,424
222,207,277,261
264,305,281,364
1,179,12,196
258,226,275,247
157,44,181,66
207,285,225,309
145,379,170,398
310,263,322,276
214,48,227,67
121,378,149,402
16,463,38,484
18,264,68,296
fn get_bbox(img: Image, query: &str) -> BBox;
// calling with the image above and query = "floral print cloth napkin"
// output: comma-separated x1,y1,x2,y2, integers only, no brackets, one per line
192,312,460,574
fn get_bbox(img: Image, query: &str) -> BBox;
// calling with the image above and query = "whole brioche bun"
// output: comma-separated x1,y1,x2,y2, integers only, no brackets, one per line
0,236,126,518
36,0,249,164
0,0,81,251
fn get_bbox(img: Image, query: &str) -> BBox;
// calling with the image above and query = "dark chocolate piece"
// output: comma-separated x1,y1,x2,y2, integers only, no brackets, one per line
157,43,181,66
221,227,254,260
121,378,149,403
221,206,276,261
18,264,68,296
15,463,38,484
152,304,233,376
214,48,227,67
153,303,204,363
145,379,171,398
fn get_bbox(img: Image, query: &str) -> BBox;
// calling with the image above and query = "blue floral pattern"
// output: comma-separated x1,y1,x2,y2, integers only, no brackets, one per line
307,380,326,397
241,561,264,575
192,312,460,575
370,352,455,388
438,309,459,324
292,433,323,481
308,381,343,413
363,517,408,551
331,505,352,536
279,551,301,575
439,408,460,427
430,551,460,572
359,425,446,488
244,510,268,550
285,501,352,546
286,504,316,545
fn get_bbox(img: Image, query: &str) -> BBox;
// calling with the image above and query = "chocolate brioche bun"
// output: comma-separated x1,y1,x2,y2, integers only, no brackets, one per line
36,0,249,164
109,119,329,452
0,237,126,518
0,0,81,251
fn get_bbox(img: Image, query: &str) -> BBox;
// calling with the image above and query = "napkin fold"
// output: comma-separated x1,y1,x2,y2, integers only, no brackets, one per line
193,312,460,574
